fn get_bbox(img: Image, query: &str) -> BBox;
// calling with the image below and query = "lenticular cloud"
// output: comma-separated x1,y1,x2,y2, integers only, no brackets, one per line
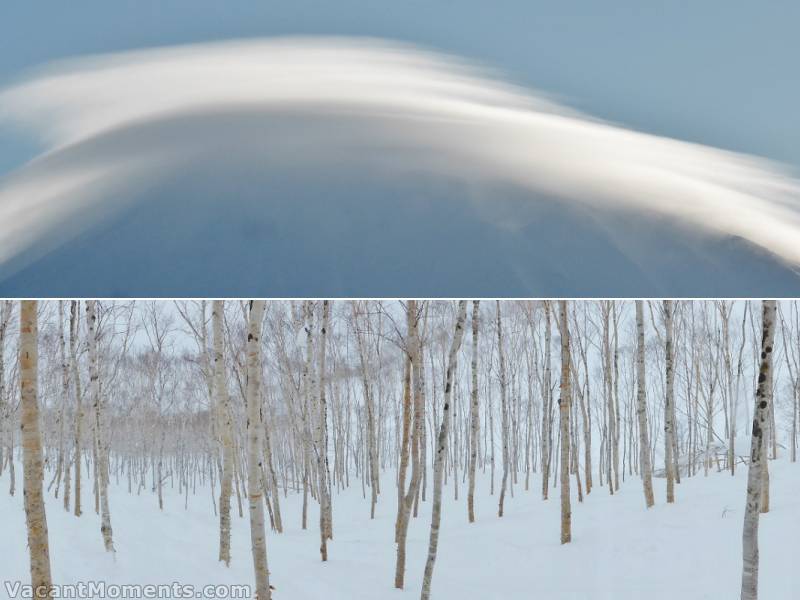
1,37,799,295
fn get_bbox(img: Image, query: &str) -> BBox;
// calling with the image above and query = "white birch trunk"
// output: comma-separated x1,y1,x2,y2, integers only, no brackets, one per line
664,300,676,503
70,301,83,517
395,300,426,589
20,300,53,599
316,300,333,561
395,353,411,539
496,301,510,517
213,300,234,566
420,300,467,600
245,301,272,599
467,300,480,523
59,301,72,512
557,300,572,544
635,301,655,508
541,301,552,500
0,301,9,481
601,302,616,494
741,300,776,600
87,301,114,552
353,303,380,520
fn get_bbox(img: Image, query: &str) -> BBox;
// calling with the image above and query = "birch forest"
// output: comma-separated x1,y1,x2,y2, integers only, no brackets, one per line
2,299,797,600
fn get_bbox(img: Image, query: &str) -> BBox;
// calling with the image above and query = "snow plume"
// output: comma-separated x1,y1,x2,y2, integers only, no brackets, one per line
1,37,799,294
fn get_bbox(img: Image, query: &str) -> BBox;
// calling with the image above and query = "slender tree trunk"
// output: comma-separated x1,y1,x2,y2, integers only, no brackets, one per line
420,301,467,600
92,427,100,514
49,302,68,498
672,304,683,485
578,341,592,496
395,347,412,538
352,303,380,520
316,300,333,561
245,301,272,599
612,304,621,491
664,300,676,503
263,418,282,533
70,301,83,517
760,449,770,514
87,301,114,552
541,301,552,500
214,300,234,566
63,449,72,512
741,300,776,600
20,300,53,599
59,301,72,512
635,301,655,508
413,323,426,488
395,300,425,589
0,302,9,482
300,303,316,533
557,300,572,544
467,300,480,523
496,301,510,518
720,303,736,475
601,302,616,495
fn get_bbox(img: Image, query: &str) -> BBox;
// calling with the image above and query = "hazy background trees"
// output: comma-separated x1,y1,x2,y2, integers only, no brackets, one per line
2,300,796,600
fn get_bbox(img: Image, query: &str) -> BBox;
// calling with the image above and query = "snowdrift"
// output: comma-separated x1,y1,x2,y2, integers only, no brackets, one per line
1,459,797,599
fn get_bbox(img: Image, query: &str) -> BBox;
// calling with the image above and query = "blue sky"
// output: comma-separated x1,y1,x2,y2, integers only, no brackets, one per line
1,1,799,177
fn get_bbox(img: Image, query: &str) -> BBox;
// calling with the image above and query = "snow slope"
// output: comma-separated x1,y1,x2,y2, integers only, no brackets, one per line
1,460,797,599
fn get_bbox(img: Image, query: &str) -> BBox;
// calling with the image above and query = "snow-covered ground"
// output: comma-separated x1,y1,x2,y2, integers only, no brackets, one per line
2,460,797,599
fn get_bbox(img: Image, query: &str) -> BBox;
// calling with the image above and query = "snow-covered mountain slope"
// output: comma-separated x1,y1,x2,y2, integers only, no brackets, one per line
1,39,799,296
1,460,797,599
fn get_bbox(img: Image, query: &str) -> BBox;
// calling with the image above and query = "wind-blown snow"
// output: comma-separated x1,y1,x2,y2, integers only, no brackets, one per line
1,38,800,295
1,460,797,599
